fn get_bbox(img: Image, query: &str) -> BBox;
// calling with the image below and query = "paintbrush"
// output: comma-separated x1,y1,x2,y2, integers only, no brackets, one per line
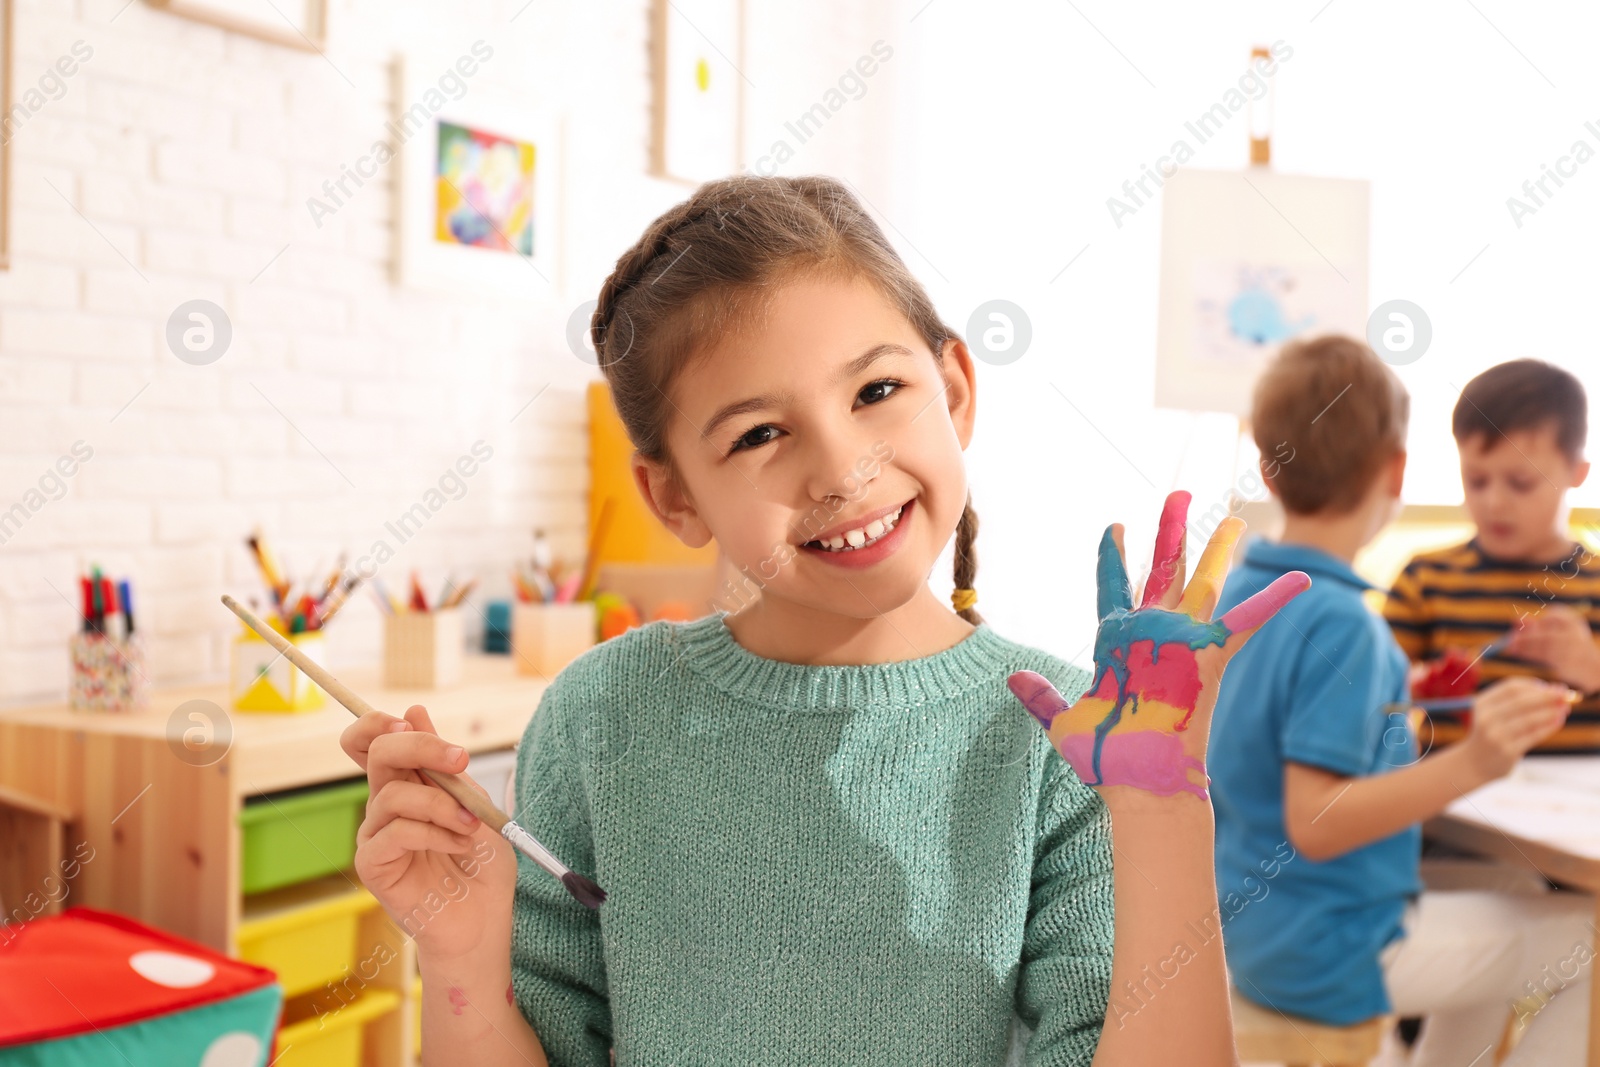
220,594,606,910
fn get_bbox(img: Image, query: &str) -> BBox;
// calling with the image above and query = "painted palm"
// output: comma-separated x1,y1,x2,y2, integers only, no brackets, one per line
1009,491,1310,799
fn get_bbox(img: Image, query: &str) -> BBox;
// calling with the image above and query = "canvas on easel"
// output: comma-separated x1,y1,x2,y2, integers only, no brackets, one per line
1154,168,1370,417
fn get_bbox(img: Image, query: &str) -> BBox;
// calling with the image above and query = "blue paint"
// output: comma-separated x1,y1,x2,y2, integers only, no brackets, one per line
1096,526,1132,621
1083,608,1230,785
1227,286,1313,346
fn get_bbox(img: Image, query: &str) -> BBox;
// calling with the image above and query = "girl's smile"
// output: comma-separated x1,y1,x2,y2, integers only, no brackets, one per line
798,496,915,568
630,270,980,664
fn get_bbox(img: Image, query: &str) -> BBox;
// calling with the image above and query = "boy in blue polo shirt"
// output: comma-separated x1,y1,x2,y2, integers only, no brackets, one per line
1209,335,1591,1066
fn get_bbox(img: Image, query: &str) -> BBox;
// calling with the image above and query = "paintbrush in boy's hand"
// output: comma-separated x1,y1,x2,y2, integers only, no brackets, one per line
220,594,606,910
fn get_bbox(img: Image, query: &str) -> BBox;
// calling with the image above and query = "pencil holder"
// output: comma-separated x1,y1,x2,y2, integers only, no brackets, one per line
382,608,464,689
68,632,150,713
230,628,327,713
512,602,596,678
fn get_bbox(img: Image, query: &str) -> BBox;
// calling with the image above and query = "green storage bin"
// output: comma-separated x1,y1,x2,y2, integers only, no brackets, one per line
240,778,369,895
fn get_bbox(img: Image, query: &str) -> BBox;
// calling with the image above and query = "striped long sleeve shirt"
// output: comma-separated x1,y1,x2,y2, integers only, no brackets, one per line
1383,537,1600,746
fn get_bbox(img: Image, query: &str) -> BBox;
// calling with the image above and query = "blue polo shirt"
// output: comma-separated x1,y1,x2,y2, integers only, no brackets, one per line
1210,538,1422,1025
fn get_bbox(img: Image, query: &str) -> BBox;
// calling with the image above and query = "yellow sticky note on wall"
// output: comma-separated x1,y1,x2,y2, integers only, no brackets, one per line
588,381,717,566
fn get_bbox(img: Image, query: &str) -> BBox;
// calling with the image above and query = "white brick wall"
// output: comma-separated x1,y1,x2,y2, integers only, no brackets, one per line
0,0,895,704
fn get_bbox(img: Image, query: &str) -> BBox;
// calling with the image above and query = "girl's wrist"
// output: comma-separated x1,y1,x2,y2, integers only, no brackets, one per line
416,920,514,974
1097,783,1216,823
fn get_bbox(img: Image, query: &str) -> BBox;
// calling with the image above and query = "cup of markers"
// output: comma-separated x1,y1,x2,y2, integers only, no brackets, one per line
373,571,472,689
229,529,363,713
69,568,148,713
510,525,602,677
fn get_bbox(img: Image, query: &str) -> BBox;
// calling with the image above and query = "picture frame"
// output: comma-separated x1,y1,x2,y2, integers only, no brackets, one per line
392,54,560,297
144,0,328,52
650,0,744,184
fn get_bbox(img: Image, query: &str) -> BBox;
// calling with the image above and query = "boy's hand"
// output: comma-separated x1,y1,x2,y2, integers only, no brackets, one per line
1504,605,1600,693
1463,676,1577,779
1007,490,1310,801
341,704,519,963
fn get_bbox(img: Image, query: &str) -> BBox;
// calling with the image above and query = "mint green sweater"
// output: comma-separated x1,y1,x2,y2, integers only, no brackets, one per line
509,611,1113,1066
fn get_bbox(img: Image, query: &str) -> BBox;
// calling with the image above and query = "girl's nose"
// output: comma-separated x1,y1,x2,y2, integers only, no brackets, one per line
802,428,878,504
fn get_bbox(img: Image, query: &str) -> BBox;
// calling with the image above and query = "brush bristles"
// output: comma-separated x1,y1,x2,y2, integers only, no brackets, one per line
562,872,607,910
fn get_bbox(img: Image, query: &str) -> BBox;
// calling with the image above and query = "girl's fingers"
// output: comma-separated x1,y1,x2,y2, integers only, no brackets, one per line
1098,524,1134,620
1178,517,1246,621
361,817,477,867
340,710,406,771
400,703,492,800
366,717,472,797
1141,491,1191,609
405,703,440,735
1220,571,1312,638
1008,670,1072,730
360,778,480,845
1161,538,1188,611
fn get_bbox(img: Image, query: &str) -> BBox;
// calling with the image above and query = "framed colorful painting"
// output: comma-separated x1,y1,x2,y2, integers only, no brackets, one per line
394,55,559,296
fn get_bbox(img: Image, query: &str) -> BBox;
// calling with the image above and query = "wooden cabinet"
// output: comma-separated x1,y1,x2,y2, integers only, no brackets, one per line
0,656,544,1067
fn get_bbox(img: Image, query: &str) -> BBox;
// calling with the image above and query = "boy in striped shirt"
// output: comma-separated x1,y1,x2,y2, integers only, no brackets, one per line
1385,359,1600,749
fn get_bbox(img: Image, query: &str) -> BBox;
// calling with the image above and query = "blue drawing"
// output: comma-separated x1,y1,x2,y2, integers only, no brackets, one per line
1226,280,1314,345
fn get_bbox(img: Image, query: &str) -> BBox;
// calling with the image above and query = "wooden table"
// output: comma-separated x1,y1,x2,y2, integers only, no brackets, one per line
1424,756,1600,1066
0,655,546,1067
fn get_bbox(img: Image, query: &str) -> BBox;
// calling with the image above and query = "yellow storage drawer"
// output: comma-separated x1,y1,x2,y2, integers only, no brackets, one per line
275,987,401,1067
237,873,378,999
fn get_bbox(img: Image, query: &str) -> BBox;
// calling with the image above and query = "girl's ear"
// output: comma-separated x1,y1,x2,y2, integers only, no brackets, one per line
632,452,714,549
940,337,978,449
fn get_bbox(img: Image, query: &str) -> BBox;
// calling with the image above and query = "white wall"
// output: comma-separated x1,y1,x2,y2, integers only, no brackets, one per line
887,0,1600,663
11,0,1591,697
0,0,892,703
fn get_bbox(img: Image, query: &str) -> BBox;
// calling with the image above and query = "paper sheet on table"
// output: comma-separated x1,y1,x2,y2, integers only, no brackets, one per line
1514,755,1600,794
1447,769,1600,861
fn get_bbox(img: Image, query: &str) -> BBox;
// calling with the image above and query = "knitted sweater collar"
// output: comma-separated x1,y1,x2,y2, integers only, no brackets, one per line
673,610,1010,711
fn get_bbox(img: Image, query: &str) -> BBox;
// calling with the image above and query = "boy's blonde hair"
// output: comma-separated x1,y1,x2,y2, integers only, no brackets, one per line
1251,334,1410,516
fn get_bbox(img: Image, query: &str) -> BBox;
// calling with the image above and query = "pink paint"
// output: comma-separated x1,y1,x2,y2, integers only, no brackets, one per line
1057,728,1208,799
1086,641,1203,710
505,982,514,1006
1220,571,1312,634
1008,670,1071,729
1139,491,1191,608
448,986,468,1015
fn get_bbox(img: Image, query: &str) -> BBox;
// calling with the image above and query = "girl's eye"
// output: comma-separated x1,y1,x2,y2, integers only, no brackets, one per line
728,424,779,455
857,378,903,406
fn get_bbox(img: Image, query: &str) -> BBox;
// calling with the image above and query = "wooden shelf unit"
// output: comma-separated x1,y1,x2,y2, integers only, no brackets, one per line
0,655,544,1067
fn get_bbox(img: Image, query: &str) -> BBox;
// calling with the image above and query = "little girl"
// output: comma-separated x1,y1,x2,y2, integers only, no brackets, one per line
340,175,1309,1065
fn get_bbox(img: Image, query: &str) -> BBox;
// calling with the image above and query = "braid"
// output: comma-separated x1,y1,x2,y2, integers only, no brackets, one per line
591,200,700,369
952,493,982,625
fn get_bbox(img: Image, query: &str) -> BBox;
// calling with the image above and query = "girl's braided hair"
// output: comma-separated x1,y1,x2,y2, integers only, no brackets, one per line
589,173,982,624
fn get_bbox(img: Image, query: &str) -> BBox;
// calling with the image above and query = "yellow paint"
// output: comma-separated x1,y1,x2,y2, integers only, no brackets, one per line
696,57,711,91
1053,695,1191,740
1179,516,1245,616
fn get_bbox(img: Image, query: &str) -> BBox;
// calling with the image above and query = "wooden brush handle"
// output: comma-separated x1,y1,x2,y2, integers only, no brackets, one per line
221,594,511,832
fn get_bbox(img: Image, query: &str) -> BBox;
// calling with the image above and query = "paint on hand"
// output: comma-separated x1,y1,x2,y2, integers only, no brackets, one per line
448,986,468,1015
1010,491,1310,799
506,982,514,1006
